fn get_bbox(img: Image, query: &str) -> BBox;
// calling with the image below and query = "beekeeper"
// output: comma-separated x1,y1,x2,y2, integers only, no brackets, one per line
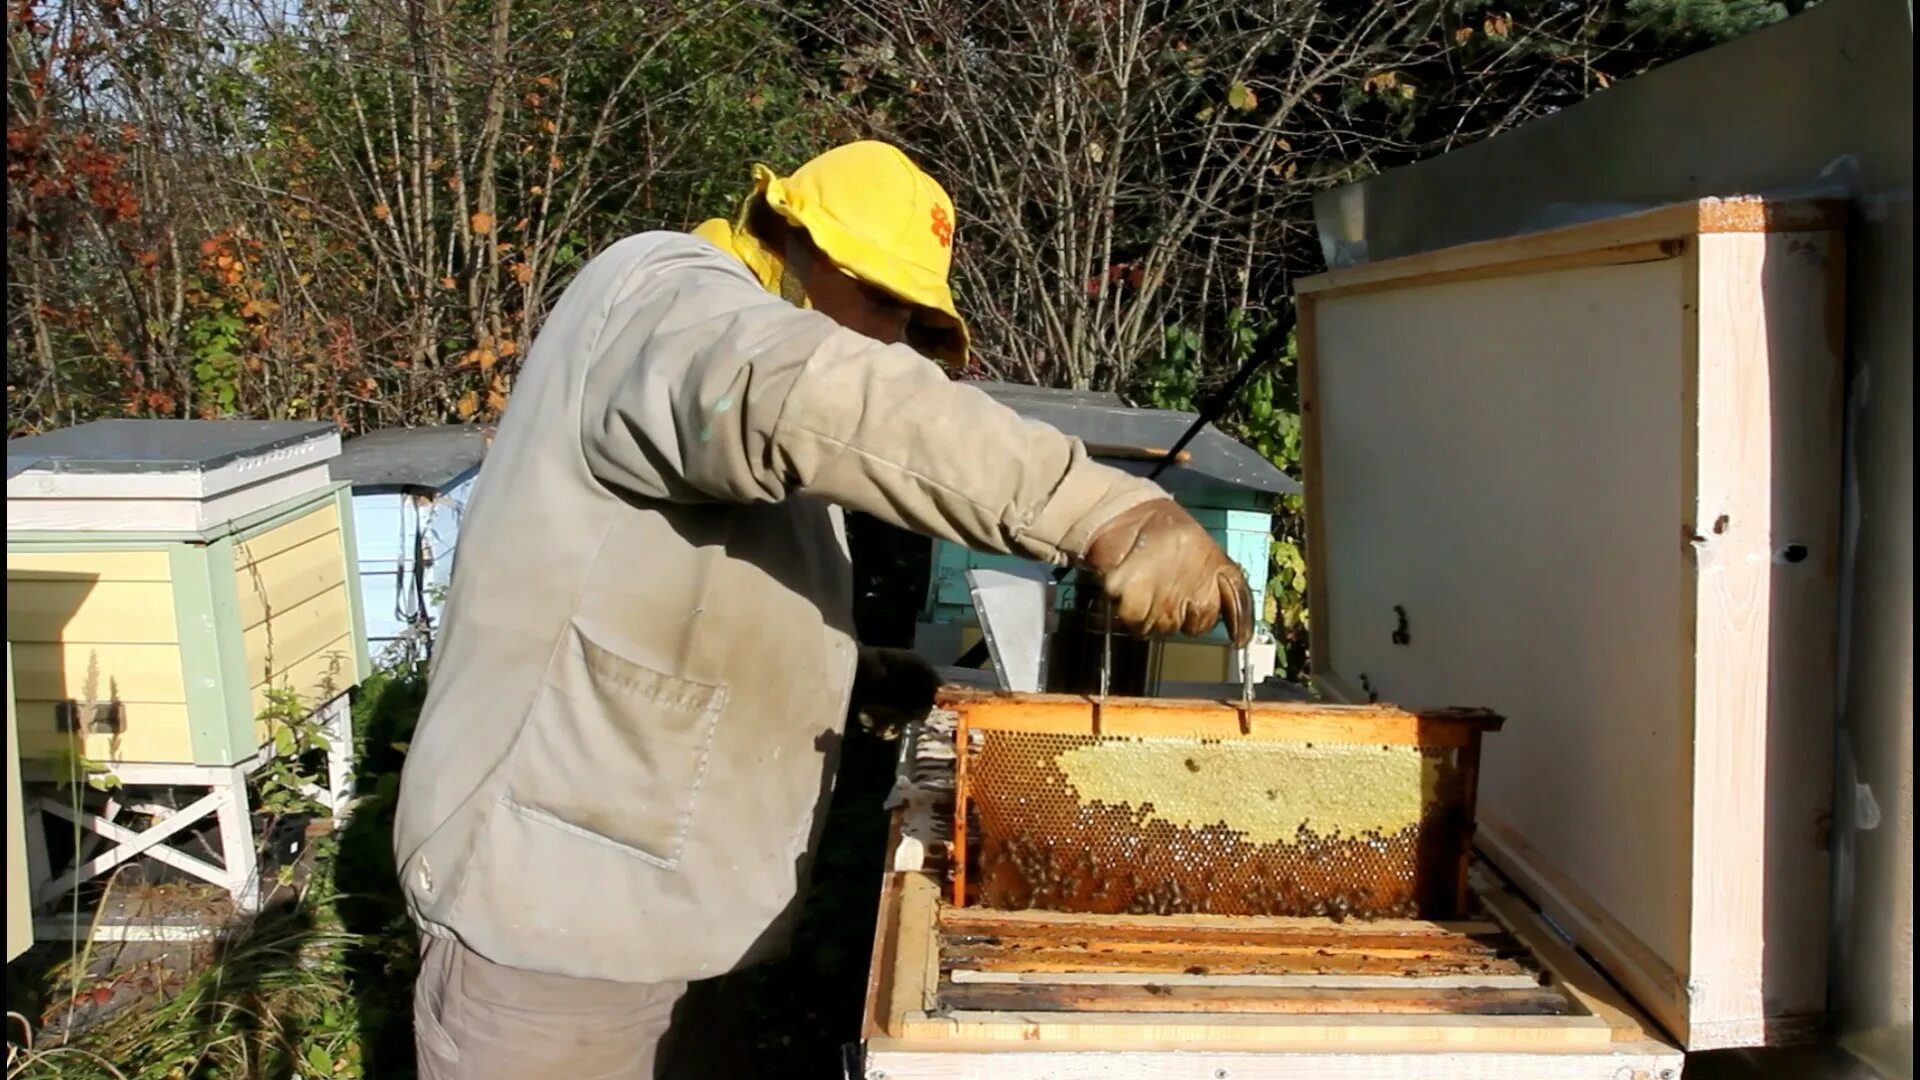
394,140,1254,1077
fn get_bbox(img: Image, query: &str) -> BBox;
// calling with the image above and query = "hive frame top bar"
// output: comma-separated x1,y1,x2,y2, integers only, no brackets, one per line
935,686,1504,748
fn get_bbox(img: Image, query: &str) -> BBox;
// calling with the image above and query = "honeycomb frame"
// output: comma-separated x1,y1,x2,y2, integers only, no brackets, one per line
945,688,1504,921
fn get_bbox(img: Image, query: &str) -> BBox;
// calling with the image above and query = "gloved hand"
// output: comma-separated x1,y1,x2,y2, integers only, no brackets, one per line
849,646,942,738
1082,498,1255,647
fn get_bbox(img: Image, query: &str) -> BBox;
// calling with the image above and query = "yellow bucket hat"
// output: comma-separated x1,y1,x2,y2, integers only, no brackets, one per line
752,141,971,365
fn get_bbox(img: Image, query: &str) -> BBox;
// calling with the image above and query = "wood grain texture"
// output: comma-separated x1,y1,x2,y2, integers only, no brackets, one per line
861,1045,1685,1080
1682,229,1838,1047
1308,254,1696,973
1294,196,1842,299
935,687,1501,746
935,982,1578,1016
896,1010,1613,1047
1298,202,1844,1051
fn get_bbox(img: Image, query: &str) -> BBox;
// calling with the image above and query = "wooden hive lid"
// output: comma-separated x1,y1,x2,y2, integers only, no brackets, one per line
8,419,341,533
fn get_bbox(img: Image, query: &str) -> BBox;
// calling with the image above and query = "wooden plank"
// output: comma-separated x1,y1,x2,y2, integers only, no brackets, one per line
944,933,1512,957
936,687,1501,746
1293,196,1843,298
882,873,942,1039
6,550,171,582
897,1010,1613,1047
1470,865,1668,1045
6,580,181,644
9,642,188,705
14,702,199,765
1681,228,1838,1049
941,945,1534,980
246,631,356,719
940,906,1506,944
947,970,1547,990
934,982,1578,1017
231,498,341,565
862,815,907,1042
235,530,347,630
240,586,354,692
861,1044,1685,1079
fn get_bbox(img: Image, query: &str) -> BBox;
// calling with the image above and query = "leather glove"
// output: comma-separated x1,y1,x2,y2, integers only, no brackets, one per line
1082,498,1255,647
850,647,941,738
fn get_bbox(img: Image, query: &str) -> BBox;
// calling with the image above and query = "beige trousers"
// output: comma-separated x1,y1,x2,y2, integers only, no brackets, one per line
414,934,693,1079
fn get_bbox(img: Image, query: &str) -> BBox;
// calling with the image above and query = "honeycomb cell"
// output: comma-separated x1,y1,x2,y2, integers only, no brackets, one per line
961,730,1474,919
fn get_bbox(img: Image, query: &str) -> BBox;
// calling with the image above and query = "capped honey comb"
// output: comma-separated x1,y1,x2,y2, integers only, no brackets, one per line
944,689,1503,921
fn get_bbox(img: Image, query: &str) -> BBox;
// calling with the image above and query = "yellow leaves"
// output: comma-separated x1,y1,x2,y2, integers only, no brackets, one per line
539,119,558,135
487,389,508,413
534,75,556,89
498,338,517,358
373,203,391,221
510,262,534,285
456,390,478,420
548,154,563,172
1483,12,1512,39
1594,70,1613,88
470,212,495,235
1454,25,1475,44
1086,142,1104,163
439,276,456,290
1363,71,1417,101
529,185,544,196
1227,81,1257,111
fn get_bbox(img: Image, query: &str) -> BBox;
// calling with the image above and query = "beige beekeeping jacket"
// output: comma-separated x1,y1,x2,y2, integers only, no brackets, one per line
392,231,1164,983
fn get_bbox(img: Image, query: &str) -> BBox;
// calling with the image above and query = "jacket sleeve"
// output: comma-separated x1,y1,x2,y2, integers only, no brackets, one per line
579,237,1165,566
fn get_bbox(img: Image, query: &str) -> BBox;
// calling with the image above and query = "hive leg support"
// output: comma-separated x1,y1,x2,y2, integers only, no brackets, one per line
217,767,262,914
22,796,56,915
323,694,355,824
35,787,231,906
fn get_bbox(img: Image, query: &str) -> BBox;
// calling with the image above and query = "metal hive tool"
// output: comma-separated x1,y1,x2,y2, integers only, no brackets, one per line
945,688,1504,920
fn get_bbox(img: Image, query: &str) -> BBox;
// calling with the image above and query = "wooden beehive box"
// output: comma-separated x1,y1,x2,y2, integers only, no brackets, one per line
861,195,1842,1076
1294,196,1844,1051
863,698,1681,1078
915,382,1299,692
331,424,488,656
6,421,371,768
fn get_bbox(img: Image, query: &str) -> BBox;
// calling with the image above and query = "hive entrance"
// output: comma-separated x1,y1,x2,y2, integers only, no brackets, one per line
946,689,1503,921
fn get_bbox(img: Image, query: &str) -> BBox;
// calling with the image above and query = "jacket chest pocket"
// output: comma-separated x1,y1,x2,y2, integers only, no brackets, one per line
503,622,726,870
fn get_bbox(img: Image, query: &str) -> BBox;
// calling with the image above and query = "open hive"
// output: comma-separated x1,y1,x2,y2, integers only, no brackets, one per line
946,688,1504,920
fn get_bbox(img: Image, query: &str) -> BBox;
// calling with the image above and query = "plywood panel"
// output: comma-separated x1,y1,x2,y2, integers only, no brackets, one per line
1296,199,1843,1049
1311,254,1695,979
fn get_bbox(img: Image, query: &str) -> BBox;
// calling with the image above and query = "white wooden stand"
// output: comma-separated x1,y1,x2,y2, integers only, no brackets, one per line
293,694,357,824
22,756,266,917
